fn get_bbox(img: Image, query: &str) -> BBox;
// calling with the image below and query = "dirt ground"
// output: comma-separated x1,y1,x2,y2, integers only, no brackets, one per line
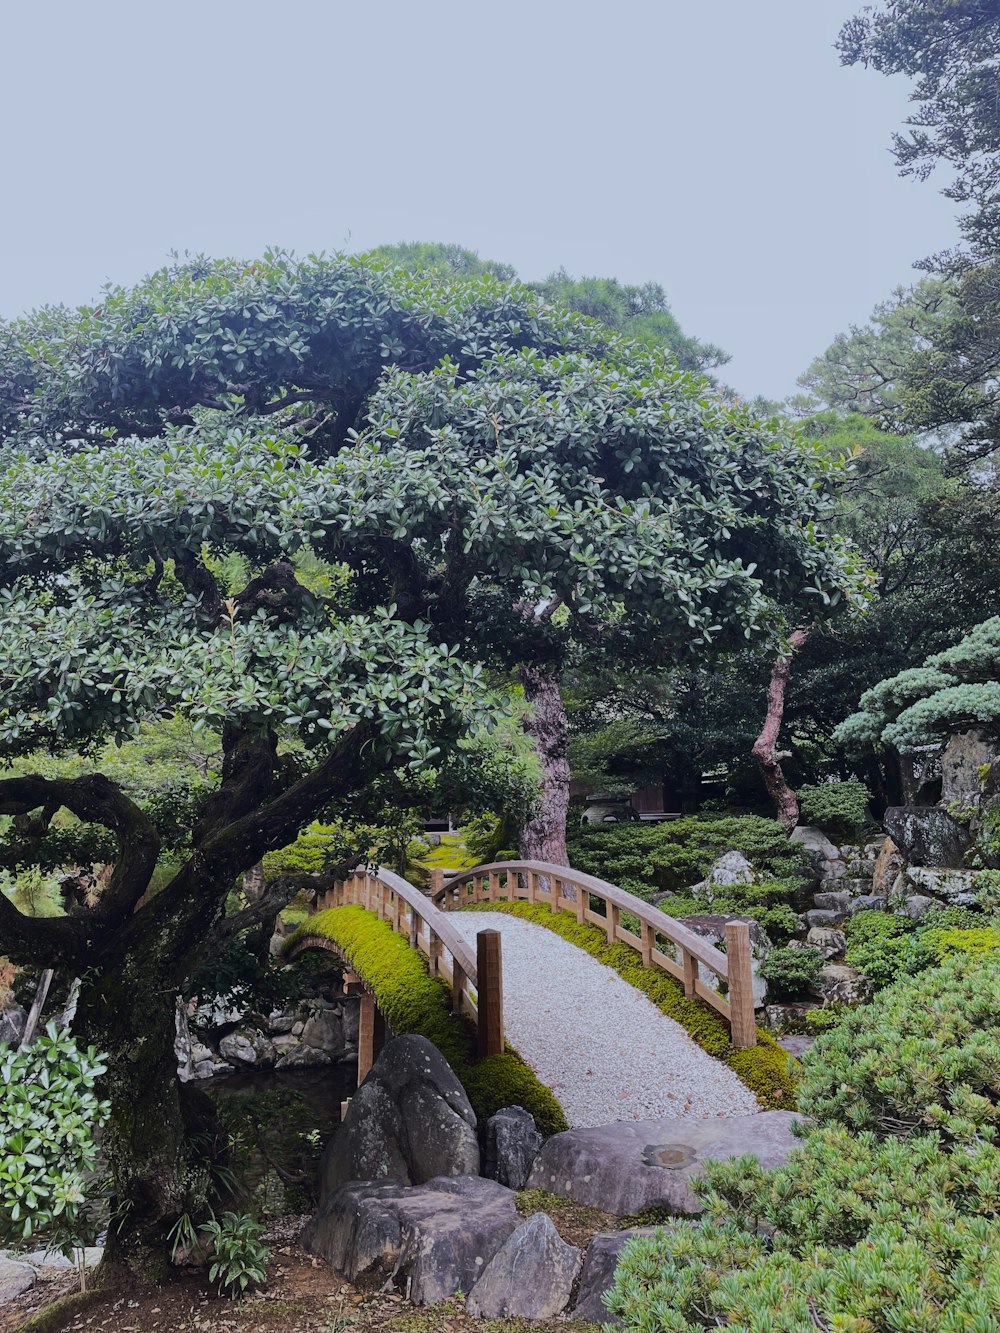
0,1198,627,1333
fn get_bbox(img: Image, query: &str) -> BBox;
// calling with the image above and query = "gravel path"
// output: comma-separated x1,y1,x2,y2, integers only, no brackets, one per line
449,912,760,1129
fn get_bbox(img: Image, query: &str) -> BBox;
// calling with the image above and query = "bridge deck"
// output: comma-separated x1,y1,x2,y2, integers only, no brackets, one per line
447,911,760,1127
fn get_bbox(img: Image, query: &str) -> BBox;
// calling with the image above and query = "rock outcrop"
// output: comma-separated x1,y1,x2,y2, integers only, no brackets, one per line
484,1106,542,1189
317,1035,480,1201
466,1213,581,1319
302,1175,519,1305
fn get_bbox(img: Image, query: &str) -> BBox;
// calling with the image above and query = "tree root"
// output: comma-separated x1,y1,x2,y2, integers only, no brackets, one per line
13,1289,109,1333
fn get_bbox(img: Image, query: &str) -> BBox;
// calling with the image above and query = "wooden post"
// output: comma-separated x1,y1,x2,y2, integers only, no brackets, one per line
682,947,697,999
525,871,536,904
575,881,586,923
641,921,654,968
488,870,500,903
605,902,619,945
452,961,467,1016
428,929,443,976
550,877,561,915
725,921,758,1050
358,993,376,1083
476,929,504,1057
372,1005,387,1060
430,868,445,903
408,904,420,951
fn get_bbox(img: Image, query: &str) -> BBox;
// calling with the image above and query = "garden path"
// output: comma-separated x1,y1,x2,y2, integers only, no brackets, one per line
448,911,760,1128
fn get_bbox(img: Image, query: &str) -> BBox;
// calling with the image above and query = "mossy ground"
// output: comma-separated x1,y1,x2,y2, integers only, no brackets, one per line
462,900,797,1109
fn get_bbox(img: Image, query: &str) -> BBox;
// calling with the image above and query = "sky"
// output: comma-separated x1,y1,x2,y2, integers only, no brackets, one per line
1,0,959,402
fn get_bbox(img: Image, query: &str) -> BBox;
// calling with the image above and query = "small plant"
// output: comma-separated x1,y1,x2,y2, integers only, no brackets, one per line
201,1211,269,1296
797,779,872,842
759,945,824,1000
0,1025,109,1286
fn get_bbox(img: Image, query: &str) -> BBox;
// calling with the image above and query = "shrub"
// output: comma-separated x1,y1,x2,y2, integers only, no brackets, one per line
283,906,567,1135
845,905,989,989
0,1025,109,1256
797,952,1000,1141
659,881,800,944
566,815,812,902
607,1128,1000,1331
758,945,824,1000
463,900,796,1109
797,779,871,842
202,1211,269,1296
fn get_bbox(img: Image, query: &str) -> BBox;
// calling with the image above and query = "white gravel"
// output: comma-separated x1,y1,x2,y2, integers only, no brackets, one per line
449,912,760,1129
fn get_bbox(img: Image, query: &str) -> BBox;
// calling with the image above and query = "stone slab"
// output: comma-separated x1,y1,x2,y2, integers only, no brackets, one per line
570,1228,658,1326
466,1213,581,1319
525,1111,802,1216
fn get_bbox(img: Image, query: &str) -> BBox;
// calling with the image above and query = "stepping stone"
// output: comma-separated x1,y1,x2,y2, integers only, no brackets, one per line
526,1110,802,1215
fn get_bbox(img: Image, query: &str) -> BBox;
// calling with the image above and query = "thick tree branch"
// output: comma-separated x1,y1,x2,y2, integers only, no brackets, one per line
752,628,811,831
0,773,160,928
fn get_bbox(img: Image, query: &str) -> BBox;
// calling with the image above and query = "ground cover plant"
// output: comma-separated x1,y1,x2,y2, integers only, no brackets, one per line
606,951,1000,1329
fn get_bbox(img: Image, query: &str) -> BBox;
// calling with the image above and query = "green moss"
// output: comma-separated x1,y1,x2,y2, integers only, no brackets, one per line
462,901,797,1110
283,906,568,1136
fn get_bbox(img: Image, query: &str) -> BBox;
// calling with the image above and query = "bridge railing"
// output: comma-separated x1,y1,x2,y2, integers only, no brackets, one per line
433,861,757,1049
309,866,505,1058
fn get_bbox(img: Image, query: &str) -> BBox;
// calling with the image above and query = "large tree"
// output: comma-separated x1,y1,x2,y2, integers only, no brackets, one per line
0,252,858,1279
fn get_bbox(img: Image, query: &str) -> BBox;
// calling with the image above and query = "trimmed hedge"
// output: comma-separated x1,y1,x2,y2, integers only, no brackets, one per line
463,900,796,1110
283,906,568,1136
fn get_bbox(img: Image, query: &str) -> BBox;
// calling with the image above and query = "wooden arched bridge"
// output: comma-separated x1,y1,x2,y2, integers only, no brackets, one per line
287,860,760,1125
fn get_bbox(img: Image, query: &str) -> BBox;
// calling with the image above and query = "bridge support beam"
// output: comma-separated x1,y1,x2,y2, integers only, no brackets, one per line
358,992,376,1084
476,928,505,1058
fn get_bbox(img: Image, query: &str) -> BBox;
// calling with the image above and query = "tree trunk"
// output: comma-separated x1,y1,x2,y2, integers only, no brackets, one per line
752,629,810,832
518,667,571,865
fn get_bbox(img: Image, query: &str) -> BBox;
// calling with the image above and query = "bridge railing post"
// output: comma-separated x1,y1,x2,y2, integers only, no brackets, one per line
476,928,504,1058
725,921,757,1049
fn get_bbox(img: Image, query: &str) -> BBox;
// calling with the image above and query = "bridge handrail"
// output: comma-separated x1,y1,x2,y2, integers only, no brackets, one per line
433,859,757,1048
298,865,503,1050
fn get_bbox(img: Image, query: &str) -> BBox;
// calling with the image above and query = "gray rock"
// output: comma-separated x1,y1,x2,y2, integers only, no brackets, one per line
525,1112,801,1216
813,891,851,913
790,825,841,864
873,838,904,896
0,1005,27,1047
941,728,996,805
884,806,972,868
302,1009,345,1053
905,865,979,906
847,895,888,915
218,1028,277,1069
275,1044,334,1070
806,926,847,959
819,859,848,883
267,1012,297,1034
484,1106,542,1189
812,963,872,1005
671,914,771,1006
0,1258,35,1302
690,850,755,899
302,1175,519,1305
466,1213,581,1319
341,998,361,1046
805,908,846,929
765,1001,819,1030
317,1035,479,1202
902,894,940,920
571,1229,658,1326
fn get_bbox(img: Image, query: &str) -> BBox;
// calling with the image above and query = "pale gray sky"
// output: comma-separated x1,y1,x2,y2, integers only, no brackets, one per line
1,0,958,401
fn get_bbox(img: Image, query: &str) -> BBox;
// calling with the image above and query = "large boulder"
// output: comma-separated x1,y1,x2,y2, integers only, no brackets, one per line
883,807,972,868
690,851,755,899
674,915,771,1007
570,1228,658,1326
790,825,840,867
302,1175,519,1305
525,1112,801,1216
0,1258,35,1303
0,1005,27,1047
811,962,872,1005
317,1035,479,1200
941,728,996,805
301,1007,345,1053
873,838,904,896
484,1106,542,1189
218,1028,277,1069
805,926,847,959
904,865,979,906
466,1213,581,1319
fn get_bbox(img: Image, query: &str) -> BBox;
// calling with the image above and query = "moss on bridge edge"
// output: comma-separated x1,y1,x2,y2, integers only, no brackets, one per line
282,905,569,1136
462,900,797,1110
